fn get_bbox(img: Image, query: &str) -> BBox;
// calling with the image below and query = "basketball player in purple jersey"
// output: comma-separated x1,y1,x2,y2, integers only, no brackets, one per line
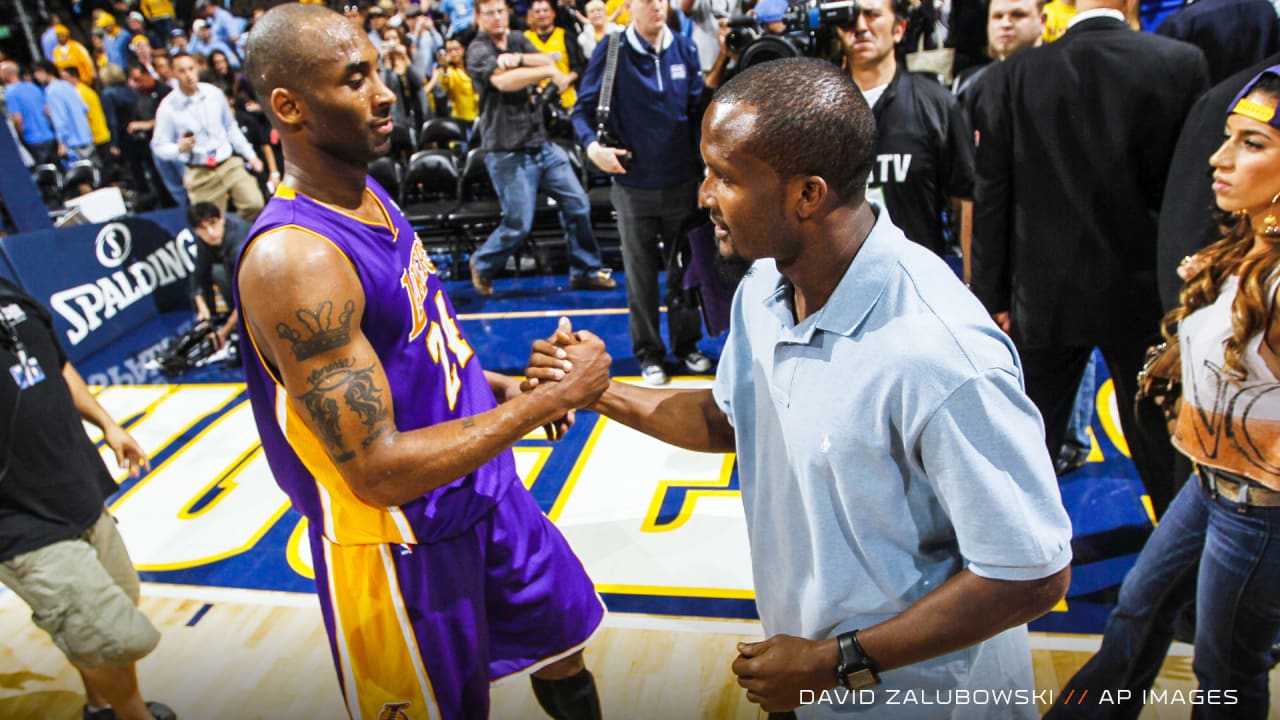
235,6,611,719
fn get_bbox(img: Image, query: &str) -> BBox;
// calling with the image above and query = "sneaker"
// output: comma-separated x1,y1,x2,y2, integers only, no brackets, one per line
640,362,668,386
571,269,617,290
470,257,493,297
83,706,117,720
682,351,713,374
146,702,178,720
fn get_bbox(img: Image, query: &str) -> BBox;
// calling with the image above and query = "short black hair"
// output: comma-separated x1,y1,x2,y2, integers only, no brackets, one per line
243,4,342,114
529,0,555,10
34,60,58,77
712,58,876,206
62,65,80,80
188,201,222,228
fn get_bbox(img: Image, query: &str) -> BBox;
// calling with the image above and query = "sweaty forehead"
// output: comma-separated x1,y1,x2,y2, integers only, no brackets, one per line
296,20,375,72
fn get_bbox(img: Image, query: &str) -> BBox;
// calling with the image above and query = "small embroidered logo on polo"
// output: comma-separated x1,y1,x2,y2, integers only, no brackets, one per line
377,702,412,720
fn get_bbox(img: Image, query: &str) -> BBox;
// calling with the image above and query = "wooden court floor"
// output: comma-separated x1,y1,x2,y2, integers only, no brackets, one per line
2,586,1278,719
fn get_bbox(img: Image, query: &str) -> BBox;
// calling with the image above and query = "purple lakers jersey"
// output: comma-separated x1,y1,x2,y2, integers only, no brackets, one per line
235,179,516,546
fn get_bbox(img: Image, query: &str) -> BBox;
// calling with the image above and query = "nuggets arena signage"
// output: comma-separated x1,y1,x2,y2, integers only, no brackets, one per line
0,210,196,362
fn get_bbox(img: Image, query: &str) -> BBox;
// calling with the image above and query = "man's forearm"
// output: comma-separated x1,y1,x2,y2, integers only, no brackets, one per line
854,567,1070,675
62,363,123,435
490,63,558,92
338,384,579,506
592,382,735,453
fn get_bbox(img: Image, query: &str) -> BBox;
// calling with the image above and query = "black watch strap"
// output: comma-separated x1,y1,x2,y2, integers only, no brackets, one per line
836,630,881,690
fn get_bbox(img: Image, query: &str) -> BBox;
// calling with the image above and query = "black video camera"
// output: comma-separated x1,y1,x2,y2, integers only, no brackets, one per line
732,0,861,71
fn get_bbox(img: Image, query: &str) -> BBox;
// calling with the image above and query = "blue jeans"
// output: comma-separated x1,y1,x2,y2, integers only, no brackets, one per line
1047,477,1280,719
472,143,602,281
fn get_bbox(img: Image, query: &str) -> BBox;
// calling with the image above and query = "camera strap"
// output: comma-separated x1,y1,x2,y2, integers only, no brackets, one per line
596,31,623,134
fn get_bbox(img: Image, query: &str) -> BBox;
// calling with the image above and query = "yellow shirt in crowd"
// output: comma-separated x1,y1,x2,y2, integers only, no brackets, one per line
524,27,577,108
75,81,111,146
139,0,176,20
439,67,479,123
53,41,96,84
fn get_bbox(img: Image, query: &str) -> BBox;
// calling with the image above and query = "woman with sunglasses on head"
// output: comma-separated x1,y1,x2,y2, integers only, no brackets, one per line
1046,65,1280,720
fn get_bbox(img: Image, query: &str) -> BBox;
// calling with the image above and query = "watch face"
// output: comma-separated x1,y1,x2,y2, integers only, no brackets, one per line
842,667,880,690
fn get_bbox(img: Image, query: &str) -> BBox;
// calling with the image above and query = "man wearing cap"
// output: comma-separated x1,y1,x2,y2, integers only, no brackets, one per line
96,13,133,70
151,52,263,219
971,0,1209,517
838,0,975,260
52,25,96,86
572,0,711,386
167,28,189,56
188,19,240,68
126,12,163,55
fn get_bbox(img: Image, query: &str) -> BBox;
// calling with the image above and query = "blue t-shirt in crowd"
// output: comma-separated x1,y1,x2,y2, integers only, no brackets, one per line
5,82,55,145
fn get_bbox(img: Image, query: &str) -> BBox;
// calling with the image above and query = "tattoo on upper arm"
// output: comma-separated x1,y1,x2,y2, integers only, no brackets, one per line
299,357,391,462
276,300,357,362
462,417,475,429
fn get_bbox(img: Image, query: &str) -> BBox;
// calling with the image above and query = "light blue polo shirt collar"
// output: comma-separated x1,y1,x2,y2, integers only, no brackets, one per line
762,207,899,344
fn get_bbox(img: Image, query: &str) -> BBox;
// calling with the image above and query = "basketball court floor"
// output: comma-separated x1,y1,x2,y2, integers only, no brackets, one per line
1,268,1276,719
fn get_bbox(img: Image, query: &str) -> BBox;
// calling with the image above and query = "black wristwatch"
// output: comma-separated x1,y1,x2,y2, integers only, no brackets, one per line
836,630,881,690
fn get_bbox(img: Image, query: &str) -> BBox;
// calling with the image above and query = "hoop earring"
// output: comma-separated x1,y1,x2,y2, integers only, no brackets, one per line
1263,191,1280,239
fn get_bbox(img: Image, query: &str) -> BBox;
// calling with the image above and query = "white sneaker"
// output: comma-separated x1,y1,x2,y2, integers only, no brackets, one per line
682,351,713,374
641,363,668,386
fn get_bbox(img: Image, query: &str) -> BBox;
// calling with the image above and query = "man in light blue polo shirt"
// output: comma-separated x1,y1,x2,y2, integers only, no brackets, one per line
2,61,58,165
35,62,95,162
529,58,1072,718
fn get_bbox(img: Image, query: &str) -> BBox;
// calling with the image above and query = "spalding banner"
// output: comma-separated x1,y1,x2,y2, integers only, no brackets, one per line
0,211,197,363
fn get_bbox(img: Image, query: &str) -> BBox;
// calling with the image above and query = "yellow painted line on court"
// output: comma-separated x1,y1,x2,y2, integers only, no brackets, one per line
595,583,755,600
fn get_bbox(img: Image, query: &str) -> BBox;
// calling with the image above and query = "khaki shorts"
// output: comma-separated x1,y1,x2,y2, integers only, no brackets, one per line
0,510,160,668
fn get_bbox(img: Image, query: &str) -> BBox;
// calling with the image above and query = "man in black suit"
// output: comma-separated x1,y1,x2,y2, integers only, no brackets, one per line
1157,52,1280,314
1155,0,1279,85
970,0,1209,516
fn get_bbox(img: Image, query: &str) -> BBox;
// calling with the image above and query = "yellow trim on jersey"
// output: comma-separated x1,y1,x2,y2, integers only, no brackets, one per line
282,396,417,546
325,540,441,719
276,183,399,239
240,223,416,546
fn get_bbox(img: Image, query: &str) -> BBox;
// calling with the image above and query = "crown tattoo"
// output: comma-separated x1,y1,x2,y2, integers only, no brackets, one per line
278,299,356,361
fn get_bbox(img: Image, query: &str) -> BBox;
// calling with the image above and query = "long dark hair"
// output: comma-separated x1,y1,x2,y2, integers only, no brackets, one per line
1162,75,1280,382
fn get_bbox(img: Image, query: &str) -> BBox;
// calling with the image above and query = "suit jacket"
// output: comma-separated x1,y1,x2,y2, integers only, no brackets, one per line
971,17,1209,347
1157,53,1280,313
1155,0,1280,84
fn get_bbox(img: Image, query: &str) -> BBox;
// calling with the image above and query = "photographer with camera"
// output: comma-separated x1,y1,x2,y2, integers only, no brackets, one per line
466,0,616,296
188,201,247,351
705,0,788,90
573,0,711,385
839,0,974,261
